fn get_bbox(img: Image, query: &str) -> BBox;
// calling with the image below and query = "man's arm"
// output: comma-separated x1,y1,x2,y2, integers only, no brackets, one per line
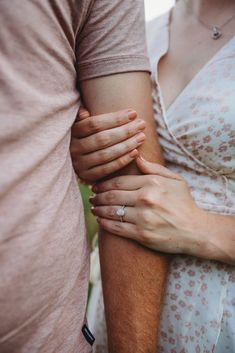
81,71,169,353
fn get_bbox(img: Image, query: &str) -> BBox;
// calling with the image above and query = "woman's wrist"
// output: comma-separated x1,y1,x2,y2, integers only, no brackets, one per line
185,209,234,263
181,207,220,260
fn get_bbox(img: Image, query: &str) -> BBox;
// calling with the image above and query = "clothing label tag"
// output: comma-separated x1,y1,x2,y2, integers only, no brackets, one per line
82,324,95,346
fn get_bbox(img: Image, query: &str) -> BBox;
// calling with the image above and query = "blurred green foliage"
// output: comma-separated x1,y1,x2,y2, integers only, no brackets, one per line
79,183,98,244
79,183,98,299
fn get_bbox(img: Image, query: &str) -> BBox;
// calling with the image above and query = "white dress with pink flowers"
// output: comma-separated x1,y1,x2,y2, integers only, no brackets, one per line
88,12,235,353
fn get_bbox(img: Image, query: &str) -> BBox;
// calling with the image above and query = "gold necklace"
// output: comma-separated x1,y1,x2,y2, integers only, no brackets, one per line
183,1,235,40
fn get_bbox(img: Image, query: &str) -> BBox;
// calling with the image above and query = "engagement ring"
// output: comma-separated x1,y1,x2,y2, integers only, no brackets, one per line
116,206,126,222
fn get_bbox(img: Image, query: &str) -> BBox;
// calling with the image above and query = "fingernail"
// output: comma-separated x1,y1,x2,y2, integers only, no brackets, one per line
135,132,146,143
137,120,146,130
128,111,137,120
129,149,139,158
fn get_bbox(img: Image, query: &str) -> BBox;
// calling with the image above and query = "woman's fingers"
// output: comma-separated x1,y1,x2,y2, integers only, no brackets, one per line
76,132,145,170
136,157,182,180
89,190,138,207
92,174,150,193
72,109,138,138
96,217,139,241
91,160,181,193
91,205,136,224
78,149,139,182
73,118,146,154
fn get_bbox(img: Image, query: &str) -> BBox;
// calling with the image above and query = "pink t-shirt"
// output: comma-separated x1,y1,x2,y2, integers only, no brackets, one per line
0,1,150,352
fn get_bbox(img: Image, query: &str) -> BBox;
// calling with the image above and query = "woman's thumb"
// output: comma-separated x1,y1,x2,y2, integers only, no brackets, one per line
136,156,181,180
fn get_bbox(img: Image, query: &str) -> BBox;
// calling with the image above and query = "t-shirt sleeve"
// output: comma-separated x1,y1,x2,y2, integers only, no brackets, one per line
76,0,150,81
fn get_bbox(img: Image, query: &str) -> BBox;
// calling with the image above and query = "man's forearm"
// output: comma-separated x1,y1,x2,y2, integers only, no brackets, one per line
81,72,169,353
99,233,168,352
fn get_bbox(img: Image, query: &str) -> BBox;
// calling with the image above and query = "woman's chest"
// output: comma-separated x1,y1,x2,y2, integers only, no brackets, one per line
155,53,235,176
158,31,235,112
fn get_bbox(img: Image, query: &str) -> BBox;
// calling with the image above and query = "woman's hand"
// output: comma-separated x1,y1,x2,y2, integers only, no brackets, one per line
70,107,146,183
90,157,210,258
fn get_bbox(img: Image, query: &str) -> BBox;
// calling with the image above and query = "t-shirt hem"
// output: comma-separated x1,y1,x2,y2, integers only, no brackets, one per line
78,55,151,81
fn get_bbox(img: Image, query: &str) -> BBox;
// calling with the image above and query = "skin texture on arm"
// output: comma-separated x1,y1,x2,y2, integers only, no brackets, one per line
80,72,168,353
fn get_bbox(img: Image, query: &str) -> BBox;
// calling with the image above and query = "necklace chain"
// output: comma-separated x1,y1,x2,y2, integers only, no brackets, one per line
183,0,235,39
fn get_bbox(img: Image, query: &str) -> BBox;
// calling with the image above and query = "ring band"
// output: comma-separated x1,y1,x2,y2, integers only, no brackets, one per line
116,205,126,222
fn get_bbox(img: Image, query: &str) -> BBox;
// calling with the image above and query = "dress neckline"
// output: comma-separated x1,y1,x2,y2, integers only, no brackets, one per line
155,11,235,116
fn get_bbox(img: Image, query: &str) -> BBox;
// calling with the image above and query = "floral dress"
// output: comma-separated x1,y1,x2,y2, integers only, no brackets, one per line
88,12,235,353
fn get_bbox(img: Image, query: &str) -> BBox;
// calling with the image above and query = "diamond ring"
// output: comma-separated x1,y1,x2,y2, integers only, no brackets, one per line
116,205,126,222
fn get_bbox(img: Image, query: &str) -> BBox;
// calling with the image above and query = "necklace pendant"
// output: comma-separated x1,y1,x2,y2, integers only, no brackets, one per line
212,26,222,40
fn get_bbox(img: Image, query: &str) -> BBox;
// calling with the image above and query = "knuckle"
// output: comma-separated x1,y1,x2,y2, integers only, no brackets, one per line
113,221,123,234
112,179,122,189
116,157,127,169
99,149,109,162
125,125,134,138
95,132,109,147
138,189,155,206
109,207,117,218
106,191,116,203
88,118,100,132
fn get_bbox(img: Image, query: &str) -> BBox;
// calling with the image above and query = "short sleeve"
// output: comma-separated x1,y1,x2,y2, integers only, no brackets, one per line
76,0,150,81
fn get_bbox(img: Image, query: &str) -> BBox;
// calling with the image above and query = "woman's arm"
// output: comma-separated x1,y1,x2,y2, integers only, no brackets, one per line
91,157,235,266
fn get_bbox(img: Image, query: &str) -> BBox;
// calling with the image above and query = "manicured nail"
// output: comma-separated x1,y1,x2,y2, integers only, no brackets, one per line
128,111,137,120
129,149,139,158
137,120,146,130
135,132,146,143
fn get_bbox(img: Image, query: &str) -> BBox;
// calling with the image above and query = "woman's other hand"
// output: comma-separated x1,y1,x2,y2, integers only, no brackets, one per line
70,107,146,183
90,157,209,258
